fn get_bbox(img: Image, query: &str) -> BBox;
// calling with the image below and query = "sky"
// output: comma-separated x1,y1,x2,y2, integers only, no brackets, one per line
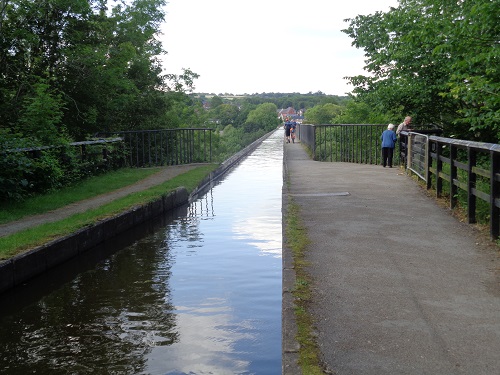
159,0,399,96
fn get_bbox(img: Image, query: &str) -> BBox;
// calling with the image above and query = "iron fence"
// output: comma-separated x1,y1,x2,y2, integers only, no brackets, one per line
299,124,395,164
95,128,212,167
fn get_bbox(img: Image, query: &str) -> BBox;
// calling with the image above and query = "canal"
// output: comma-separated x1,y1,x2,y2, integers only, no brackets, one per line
0,130,284,374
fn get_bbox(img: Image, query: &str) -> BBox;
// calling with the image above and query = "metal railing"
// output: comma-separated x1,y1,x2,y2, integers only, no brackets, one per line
96,128,213,167
299,124,395,164
421,135,500,239
298,123,500,239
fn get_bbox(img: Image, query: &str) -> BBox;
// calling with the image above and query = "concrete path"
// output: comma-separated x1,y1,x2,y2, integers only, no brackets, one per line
282,142,500,374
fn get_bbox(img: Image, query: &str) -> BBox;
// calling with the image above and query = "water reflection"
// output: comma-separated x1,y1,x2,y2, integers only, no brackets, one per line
149,131,283,374
0,226,180,374
0,130,283,374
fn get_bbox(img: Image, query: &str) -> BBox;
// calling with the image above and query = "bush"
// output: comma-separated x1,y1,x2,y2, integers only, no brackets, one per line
0,130,33,202
0,134,126,203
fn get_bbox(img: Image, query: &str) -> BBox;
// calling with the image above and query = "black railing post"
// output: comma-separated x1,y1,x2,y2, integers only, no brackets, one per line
209,130,212,162
166,130,170,165
312,126,317,160
436,142,443,198
426,140,433,190
450,145,458,209
467,147,477,224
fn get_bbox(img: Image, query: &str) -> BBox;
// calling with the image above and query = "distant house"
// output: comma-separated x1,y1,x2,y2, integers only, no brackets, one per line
279,107,296,121
278,107,304,123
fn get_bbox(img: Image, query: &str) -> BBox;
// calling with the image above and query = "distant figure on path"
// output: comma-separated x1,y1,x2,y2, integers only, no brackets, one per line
290,121,297,143
284,120,292,143
381,123,397,168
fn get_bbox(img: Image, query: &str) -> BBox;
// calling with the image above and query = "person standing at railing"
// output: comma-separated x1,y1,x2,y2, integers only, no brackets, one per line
396,116,412,162
381,123,397,168
396,116,412,135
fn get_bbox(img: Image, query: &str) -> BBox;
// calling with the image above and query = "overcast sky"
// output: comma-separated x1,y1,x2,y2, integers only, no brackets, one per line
159,0,399,96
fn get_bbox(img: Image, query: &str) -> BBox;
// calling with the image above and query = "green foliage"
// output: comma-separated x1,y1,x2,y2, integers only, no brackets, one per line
17,81,67,145
210,125,266,162
212,104,240,127
29,151,65,192
0,130,33,201
195,92,349,114
333,100,392,124
0,138,125,202
0,0,193,140
304,103,343,124
210,95,224,108
342,0,500,142
0,0,205,202
244,103,280,132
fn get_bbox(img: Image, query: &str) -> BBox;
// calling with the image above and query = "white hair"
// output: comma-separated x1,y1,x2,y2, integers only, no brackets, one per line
388,123,395,129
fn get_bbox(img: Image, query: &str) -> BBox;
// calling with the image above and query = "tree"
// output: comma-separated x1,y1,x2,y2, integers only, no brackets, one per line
434,0,500,137
0,0,197,141
244,103,279,133
212,104,239,127
17,80,67,145
304,103,343,124
343,0,500,141
209,95,224,109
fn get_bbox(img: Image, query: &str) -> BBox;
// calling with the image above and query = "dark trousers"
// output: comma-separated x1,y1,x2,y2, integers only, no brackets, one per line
382,147,394,167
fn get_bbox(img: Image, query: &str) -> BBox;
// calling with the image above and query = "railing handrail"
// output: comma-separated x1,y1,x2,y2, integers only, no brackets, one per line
96,128,213,167
4,138,123,153
426,134,500,152
95,128,210,136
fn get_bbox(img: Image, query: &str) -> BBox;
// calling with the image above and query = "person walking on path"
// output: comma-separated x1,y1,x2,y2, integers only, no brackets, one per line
381,123,397,167
290,121,297,143
284,120,292,143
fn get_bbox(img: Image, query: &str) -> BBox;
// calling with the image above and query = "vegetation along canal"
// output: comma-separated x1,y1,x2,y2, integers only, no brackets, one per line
0,130,284,374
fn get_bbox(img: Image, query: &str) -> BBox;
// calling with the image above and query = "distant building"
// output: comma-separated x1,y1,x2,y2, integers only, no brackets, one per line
279,107,304,123
279,107,297,121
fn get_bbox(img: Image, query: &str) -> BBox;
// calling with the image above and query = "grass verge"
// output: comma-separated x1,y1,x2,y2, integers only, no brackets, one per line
285,197,324,374
0,168,162,224
0,165,218,260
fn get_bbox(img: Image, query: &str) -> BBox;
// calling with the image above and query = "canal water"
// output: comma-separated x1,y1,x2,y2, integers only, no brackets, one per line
0,130,284,374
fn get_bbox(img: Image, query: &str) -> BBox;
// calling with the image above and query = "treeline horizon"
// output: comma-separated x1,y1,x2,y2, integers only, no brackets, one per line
1,0,498,201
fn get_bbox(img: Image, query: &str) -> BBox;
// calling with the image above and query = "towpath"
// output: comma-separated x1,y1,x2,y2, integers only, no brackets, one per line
0,165,197,238
282,141,500,374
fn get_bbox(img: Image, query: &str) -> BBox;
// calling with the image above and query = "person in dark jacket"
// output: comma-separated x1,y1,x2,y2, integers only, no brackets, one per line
381,123,397,167
284,120,292,143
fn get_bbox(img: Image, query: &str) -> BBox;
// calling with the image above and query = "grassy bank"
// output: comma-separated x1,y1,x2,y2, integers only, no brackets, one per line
285,197,324,374
0,168,162,225
0,165,218,260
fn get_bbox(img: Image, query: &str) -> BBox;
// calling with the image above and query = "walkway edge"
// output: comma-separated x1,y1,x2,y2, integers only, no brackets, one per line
282,142,302,375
